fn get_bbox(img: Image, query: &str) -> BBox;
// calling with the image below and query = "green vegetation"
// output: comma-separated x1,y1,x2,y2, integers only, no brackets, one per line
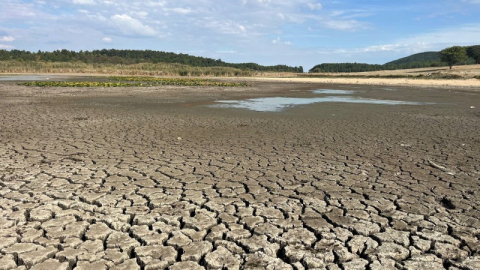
309,46,479,73
440,46,468,69
0,61,257,77
467,45,480,64
0,49,303,73
300,73,469,80
309,63,383,73
19,77,248,87
20,82,138,87
108,77,248,87
384,52,442,67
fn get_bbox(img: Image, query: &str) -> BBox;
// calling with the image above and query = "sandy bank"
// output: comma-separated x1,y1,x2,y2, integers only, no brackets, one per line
244,76,480,89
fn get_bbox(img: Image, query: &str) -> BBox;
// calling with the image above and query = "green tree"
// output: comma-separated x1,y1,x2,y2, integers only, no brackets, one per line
467,45,480,64
440,46,468,69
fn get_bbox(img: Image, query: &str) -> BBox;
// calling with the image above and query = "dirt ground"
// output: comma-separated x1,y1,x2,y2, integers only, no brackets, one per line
305,64,480,78
0,79,479,270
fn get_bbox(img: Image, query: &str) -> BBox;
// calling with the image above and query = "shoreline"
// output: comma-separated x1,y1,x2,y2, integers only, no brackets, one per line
244,76,480,89
1,72,480,89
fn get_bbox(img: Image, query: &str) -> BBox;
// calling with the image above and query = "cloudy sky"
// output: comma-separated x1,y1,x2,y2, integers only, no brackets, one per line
1,0,480,70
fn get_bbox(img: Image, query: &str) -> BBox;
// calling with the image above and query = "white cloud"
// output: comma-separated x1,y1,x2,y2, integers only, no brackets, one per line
272,37,291,45
398,24,480,46
239,25,246,32
307,3,322,10
0,36,15,42
316,24,480,56
145,1,166,7
170,8,193,14
132,11,148,18
321,19,368,31
110,14,157,36
102,37,112,42
73,0,96,5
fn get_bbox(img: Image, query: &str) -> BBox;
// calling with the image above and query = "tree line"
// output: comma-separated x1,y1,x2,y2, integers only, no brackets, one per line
0,49,303,73
309,45,480,73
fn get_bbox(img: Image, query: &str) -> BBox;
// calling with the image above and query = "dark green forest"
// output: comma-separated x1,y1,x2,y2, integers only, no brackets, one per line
309,47,478,73
0,49,303,73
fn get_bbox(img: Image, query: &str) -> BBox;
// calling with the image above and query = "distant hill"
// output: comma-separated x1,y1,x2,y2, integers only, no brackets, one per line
310,47,477,73
384,52,441,66
0,49,303,73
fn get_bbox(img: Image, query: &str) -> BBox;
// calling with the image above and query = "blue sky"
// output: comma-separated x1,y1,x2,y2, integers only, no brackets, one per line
1,0,480,70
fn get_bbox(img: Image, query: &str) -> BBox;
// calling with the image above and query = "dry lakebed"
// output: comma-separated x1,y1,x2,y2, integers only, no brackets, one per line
0,76,479,270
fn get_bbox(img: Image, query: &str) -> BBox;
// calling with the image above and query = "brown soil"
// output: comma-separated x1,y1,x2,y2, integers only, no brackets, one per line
1,80,479,270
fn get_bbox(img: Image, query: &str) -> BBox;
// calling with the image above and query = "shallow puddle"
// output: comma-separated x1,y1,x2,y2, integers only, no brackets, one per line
212,96,433,112
312,89,356,94
0,75,65,81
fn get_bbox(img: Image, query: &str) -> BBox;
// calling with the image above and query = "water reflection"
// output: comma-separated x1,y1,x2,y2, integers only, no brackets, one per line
312,89,356,94
213,96,433,112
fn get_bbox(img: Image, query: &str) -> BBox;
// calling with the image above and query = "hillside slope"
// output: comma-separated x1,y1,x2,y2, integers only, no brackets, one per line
310,46,478,73
0,49,303,73
385,52,441,66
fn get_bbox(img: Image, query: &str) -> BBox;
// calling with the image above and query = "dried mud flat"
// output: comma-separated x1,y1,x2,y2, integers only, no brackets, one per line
1,81,480,270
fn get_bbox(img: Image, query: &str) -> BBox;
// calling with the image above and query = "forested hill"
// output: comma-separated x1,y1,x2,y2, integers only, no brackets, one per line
309,49,477,73
384,52,440,66
0,49,303,73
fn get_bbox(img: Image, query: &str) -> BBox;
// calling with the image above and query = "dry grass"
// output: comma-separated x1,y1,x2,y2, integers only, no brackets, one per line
301,64,480,79
0,60,297,77
246,65,480,88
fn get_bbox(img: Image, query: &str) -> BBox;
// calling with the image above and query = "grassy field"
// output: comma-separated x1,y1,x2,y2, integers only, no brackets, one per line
19,77,248,87
0,60,296,77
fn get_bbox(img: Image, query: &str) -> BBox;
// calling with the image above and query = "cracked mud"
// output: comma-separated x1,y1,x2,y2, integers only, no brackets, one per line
1,80,479,270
